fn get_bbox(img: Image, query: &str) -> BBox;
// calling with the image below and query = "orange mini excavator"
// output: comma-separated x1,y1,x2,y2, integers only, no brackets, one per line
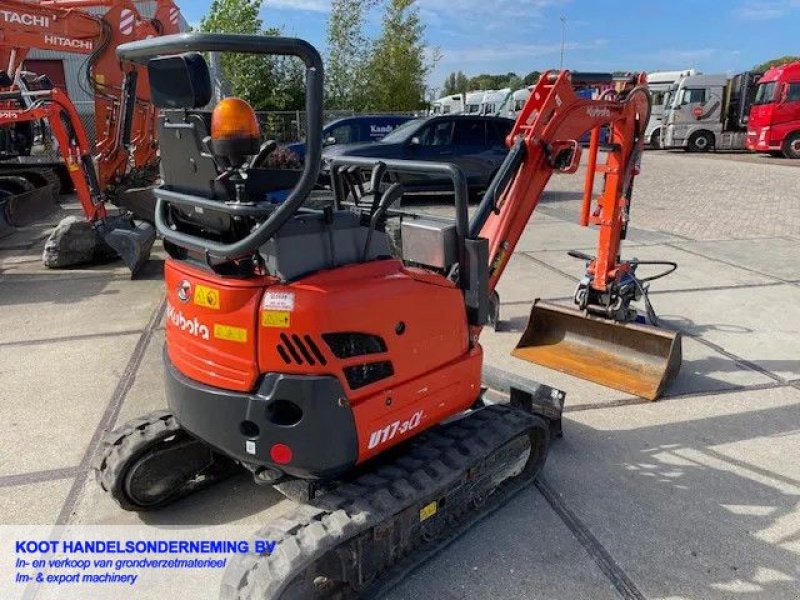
97,33,680,598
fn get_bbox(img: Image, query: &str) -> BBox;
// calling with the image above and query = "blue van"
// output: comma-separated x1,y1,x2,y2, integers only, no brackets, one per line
286,115,412,160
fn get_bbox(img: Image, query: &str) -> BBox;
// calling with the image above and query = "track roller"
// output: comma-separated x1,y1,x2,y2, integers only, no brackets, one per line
94,410,240,512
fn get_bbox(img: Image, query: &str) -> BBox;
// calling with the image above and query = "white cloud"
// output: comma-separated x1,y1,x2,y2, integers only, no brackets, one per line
732,0,800,20
267,0,330,12
437,38,605,65
648,48,718,65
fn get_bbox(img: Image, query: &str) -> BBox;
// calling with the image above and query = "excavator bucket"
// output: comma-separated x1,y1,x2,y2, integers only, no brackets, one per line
102,216,157,276
42,215,155,277
512,300,682,400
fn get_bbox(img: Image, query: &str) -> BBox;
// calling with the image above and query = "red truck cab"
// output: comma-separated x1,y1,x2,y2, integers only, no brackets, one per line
746,62,800,158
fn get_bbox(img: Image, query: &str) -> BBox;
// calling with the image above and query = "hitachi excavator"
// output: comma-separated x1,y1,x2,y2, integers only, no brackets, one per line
95,33,681,599
0,0,182,273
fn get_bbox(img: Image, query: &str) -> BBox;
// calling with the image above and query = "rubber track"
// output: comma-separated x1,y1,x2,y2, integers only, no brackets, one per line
220,404,547,599
94,410,179,508
94,410,239,511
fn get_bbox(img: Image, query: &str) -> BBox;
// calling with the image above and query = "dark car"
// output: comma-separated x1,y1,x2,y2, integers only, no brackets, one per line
321,115,514,196
287,115,412,160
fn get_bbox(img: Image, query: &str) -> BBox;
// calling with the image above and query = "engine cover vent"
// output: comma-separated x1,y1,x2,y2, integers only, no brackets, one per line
322,333,387,359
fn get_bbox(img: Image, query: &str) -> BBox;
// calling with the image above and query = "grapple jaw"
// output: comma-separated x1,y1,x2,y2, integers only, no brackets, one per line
512,300,682,400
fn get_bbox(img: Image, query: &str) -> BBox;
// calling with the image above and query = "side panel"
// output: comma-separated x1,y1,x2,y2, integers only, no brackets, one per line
353,346,483,462
165,260,271,392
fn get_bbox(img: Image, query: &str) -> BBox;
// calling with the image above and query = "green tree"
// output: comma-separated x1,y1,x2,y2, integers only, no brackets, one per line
200,0,302,110
442,70,470,96
365,0,430,111
754,56,800,71
326,0,377,110
523,71,540,86
466,72,521,91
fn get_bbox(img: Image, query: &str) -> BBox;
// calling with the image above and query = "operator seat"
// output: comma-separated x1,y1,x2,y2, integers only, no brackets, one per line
148,52,233,235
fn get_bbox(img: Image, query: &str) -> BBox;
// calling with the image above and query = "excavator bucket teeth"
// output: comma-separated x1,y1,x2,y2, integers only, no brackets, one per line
512,300,682,400
102,218,156,277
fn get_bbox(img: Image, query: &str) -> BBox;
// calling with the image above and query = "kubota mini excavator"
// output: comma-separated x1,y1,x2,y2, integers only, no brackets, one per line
0,0,182,272
96,33,681,598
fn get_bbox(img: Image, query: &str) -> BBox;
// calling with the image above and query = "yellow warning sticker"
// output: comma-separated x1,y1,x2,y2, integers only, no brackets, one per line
194,284,220,310
262,310,291,328
68,164,80,172
419,501,437,522
213,324,247,343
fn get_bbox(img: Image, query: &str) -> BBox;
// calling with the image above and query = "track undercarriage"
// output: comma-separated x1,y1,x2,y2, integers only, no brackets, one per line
96,402,557,599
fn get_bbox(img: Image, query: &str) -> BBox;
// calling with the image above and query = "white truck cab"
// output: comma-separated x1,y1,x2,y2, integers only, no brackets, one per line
645,69,696,147
431,94,466,115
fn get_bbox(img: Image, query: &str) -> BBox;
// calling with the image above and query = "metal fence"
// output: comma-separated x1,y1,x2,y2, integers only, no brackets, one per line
36,108,416,157
255,110,417,143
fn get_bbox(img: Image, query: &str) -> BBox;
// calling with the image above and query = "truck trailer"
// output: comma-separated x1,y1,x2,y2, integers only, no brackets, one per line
645,69,696,148
746,61,800,158
661,71,761,152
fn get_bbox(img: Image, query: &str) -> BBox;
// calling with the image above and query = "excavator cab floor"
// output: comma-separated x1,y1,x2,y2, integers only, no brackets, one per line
513,300,682,400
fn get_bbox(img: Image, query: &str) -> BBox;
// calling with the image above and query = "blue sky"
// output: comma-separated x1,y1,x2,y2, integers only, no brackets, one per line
179,0,800,94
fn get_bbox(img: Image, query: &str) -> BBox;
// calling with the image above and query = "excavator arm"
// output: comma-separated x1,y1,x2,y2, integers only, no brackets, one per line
475,70,650,298
0,0,183,190
472,71,680,400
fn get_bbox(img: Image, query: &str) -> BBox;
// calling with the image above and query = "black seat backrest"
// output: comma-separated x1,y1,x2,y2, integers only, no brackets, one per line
148,52,212,110
148,53,235,234
158,109,224,198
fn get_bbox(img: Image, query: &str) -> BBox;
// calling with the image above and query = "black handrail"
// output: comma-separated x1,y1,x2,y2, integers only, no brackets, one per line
116,33,324,260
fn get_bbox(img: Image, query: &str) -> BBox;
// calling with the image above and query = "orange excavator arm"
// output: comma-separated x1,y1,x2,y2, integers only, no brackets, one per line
0,0,183,190
476,71,650,300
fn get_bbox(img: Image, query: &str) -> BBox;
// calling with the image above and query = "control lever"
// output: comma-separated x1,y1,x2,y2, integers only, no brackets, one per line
249,140,278,169
368,162,387,215
345,166,365,205
362,182,404,261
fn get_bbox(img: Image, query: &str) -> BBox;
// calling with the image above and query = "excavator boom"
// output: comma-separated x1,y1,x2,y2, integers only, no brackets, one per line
472,70,681,399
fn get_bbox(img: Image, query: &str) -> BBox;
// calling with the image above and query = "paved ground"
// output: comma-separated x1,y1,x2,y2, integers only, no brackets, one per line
0,150,798,600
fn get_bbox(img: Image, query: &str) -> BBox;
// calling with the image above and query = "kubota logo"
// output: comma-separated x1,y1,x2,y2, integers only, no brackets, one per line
0,10,49,27
167,303,210,340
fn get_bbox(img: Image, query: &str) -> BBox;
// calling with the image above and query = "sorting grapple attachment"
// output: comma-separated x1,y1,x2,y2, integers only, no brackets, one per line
513,300,682,400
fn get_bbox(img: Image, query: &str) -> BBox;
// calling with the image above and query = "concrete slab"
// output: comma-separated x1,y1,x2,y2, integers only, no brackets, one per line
515,221,604,253
678,238,800,282
525,243,777,293
547,386,800,599
0,273,164,344
0,479,72,525
658,284,800,382
482,301,775,408
0,334,139,476
495,252,578,304
385,485,619,600
114,329,168,426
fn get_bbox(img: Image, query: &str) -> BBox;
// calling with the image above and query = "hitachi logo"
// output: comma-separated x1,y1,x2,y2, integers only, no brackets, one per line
44,35,93,51
167,303,210,340
0,10,49,27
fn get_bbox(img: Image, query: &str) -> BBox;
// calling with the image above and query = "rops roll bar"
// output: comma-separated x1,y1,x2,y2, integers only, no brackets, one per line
116,33,324,261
